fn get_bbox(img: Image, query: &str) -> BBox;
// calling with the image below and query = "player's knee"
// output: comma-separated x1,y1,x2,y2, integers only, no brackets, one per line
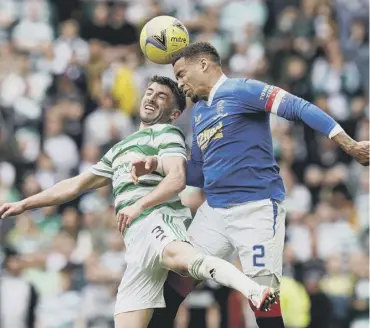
162,241,193,274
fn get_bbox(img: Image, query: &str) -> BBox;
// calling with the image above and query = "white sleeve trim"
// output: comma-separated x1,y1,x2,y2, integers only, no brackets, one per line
155,154,187,176
90,167,112,179
328,124,344,139
158,153,187,160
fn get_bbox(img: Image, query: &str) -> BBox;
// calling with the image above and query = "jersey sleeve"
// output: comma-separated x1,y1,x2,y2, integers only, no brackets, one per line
186,117,204,188
156,126,187,160
235,79,342,138
90,148,114,179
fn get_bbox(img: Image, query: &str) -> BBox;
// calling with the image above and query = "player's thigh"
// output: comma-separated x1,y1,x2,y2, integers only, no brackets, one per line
187,201,234,259
162,239,199,273
115,216,173,315
115,309,153,328
226,199,286,281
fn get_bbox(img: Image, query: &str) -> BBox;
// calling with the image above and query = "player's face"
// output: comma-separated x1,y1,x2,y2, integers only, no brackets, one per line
139,82,180,125
174,58,206,103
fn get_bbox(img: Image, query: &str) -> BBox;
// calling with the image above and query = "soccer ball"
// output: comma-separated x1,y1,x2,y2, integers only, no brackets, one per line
140,16,189,65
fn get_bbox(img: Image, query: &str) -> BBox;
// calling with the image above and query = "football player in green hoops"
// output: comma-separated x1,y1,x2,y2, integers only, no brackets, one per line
0,76,277,328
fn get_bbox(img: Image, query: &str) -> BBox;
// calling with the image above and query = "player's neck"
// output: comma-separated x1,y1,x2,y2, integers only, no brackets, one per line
139,120,172,129
203,70,224,101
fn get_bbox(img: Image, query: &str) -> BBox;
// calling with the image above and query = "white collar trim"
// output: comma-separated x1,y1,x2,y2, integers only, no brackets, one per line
207,74,228,106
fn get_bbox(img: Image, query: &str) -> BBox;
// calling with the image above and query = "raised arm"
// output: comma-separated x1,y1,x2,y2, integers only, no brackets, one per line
237,79,369,166
0,171,110,219
117,156,186,232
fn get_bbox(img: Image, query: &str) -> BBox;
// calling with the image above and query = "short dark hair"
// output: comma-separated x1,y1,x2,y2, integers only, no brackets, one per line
149,75,186,112
172,42,221,66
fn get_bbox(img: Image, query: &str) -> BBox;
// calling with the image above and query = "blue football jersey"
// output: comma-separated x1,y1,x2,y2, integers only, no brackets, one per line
186,75,340,208
187,75,286,208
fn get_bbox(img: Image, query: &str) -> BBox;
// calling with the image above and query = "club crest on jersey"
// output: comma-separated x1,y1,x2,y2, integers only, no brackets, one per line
215,100,228,119
217,100,224,114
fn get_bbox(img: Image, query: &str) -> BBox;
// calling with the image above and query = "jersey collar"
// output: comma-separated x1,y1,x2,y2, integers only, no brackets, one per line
207,74,228,106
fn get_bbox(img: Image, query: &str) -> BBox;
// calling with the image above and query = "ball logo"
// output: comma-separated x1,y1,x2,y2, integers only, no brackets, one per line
173,20,187,32
147,30,167,51
170,36,188,43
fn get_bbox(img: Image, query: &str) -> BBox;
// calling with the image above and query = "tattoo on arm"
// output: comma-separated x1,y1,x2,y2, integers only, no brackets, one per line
332,131,356,155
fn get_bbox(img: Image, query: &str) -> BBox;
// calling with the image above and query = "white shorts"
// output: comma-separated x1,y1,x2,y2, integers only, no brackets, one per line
114,208,190,315
187,198,286,280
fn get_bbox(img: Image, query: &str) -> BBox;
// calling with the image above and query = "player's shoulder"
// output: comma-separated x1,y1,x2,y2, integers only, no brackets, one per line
228,77,266,92
151,123,186,139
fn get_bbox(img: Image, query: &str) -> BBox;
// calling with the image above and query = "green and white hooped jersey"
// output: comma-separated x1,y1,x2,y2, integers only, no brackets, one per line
91,124,190,226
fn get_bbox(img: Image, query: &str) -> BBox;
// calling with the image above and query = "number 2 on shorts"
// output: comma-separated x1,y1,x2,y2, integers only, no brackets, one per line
253,245,265,267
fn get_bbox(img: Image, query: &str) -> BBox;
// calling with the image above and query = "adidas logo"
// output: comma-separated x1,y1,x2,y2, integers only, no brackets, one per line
209,268,216,279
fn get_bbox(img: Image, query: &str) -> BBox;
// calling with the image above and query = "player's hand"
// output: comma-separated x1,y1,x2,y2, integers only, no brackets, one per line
131,156,158,184
116,203,145,233
0,201,26,219
351,141,369,166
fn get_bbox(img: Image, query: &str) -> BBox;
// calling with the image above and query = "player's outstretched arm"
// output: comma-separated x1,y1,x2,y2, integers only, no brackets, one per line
117,156,186,232
237,79,369,166
0,171,110,219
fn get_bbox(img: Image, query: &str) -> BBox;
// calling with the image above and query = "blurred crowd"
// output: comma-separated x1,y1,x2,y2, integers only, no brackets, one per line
0,0,368,327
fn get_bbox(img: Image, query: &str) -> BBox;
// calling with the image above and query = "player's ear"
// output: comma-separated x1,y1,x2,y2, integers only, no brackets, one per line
199,58,209,72
170,109,182,121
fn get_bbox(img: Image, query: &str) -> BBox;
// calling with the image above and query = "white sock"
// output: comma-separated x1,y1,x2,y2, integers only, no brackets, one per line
188,253,263,299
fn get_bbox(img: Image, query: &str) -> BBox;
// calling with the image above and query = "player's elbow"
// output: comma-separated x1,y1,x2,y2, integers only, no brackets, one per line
170,171,186,193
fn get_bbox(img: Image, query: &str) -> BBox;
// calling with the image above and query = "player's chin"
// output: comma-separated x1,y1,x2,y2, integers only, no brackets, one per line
140,113,153,123
190,94,199,103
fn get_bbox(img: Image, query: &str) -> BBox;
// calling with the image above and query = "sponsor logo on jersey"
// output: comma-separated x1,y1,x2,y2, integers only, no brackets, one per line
194,114,202,125
152,225,167,241
259,84,274,101
197,121,223,151
113,162,131,181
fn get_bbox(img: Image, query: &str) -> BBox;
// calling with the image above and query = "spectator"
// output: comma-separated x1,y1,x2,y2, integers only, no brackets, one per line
109,3,138,47
0,246,39,328
43,114,79,179
280,276,311,328
81,3,112,44
305,270,333,328
84,93,135,147
349,252,369,328
53,19,89,75
36,263,83,328
320,254,353,327
0,0,18,45
12,2,53,56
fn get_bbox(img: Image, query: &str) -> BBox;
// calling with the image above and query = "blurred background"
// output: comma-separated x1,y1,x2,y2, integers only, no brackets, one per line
0,0,368,327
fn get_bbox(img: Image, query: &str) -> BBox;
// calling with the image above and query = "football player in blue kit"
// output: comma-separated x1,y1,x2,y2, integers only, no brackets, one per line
128,42,369,328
